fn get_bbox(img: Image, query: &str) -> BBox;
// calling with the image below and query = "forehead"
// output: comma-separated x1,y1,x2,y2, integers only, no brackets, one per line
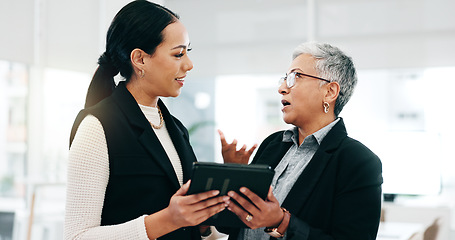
288,54,317,74
160,20,190,48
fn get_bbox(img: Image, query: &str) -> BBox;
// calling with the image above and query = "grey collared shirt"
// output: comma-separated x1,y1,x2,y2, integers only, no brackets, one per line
239,118,340,240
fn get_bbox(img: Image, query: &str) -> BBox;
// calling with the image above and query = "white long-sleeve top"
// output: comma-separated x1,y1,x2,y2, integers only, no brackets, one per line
64,104,183,240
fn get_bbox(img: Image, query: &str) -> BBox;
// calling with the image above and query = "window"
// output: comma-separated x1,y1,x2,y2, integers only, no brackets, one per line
0,60,28,199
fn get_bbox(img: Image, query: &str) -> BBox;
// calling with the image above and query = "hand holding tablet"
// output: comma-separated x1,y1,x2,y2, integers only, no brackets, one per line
187,162,274,228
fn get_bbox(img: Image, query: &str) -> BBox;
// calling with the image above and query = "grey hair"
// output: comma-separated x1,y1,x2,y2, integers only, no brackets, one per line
292,42,357,116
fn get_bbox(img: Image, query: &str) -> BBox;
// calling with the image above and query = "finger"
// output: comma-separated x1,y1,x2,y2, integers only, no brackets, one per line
225,198,253,227
186,189,221,205
266,186,279,203
238,187,265,210
218,129,228,146
194,201,227,224
247,144,258,155
178,195,227,227
192,195,229,223
239,144,247,151
192,195,229,211
227,190,260,216
175,180,191,196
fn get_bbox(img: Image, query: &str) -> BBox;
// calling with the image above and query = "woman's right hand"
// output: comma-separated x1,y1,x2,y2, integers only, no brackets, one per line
167,180,228,228
218,129,257,164
145,180,228,239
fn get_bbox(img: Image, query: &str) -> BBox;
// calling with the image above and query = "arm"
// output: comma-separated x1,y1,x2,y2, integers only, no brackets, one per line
225,187,285,230
143,180,227,239
65,115,228,240
226,167,382,240
65,115,149,239
285,184,382,240
225,138,382,240
285,142,383,240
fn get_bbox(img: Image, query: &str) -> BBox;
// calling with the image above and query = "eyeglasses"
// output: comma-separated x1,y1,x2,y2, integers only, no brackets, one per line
279,72,331,89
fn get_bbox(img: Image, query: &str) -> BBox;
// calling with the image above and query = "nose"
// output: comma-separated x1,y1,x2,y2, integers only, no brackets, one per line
184,55,194,72
278,81,289,95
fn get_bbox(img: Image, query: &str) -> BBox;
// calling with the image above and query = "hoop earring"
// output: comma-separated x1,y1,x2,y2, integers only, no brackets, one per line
139,70,145,78
323,102,330,113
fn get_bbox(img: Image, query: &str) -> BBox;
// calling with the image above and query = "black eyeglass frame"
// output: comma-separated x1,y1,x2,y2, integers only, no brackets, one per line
279,72,330,87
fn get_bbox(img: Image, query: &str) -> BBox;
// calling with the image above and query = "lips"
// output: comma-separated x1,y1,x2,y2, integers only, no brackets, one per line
175,75,186,85
281,99,290,106
281,99,290,111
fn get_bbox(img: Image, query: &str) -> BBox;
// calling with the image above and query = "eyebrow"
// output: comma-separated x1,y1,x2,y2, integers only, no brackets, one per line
288,68,304,74
171,43,191,50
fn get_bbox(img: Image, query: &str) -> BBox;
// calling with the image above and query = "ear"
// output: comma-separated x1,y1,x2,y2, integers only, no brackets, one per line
323,82,341,104
130,48,146,71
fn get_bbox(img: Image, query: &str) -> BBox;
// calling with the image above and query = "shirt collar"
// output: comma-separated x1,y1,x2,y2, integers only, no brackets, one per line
282,118,341,145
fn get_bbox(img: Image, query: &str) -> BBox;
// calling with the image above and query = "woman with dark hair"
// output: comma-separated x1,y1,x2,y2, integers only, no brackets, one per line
65,1,227,239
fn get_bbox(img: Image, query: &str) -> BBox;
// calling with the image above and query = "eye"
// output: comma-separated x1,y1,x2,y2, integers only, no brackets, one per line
174,48,191,58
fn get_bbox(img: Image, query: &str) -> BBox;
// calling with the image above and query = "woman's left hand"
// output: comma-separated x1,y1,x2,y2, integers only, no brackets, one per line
225,187,284,229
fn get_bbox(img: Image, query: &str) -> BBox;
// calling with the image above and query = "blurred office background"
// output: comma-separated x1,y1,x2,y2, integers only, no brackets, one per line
1,0,455,239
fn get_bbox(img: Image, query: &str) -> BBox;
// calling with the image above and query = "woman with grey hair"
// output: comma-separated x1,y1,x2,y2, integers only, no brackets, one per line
219,42,383,239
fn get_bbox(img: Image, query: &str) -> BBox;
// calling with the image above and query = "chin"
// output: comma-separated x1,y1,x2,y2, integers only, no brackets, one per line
170,91,181,98
282,115,293,125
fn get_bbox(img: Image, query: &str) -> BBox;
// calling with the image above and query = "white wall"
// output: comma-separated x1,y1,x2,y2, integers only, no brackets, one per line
0,0,160,72
3,0,454,74
166,0,455,77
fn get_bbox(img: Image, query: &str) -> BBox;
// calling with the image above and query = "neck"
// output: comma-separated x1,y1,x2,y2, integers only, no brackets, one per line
126,79,158,107
297,114,336,145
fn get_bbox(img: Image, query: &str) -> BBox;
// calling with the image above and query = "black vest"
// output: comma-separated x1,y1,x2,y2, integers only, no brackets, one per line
70,82,200,239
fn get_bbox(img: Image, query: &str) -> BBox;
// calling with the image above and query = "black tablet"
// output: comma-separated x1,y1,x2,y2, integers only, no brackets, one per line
187,162,274,228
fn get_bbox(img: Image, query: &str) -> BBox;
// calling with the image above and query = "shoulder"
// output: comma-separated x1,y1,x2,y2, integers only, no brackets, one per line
338,136,380,163
262,131,286,144
252,130,288,164
76,96,118,124
69,97,117,147
324,119,380,166
70,114,106,153
335,136,383,185
170,115,186,129
256,130,286,151
171,115,190,138
79,114,102,128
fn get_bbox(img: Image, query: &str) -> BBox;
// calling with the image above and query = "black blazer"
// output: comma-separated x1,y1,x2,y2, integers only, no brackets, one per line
69,82,200,239
228,119,383,240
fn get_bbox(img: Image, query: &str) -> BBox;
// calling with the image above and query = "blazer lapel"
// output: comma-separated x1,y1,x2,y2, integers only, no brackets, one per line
112,83,181,189
254,139,293,169
157,100,196,183
281,150,332,213
281,120,348,214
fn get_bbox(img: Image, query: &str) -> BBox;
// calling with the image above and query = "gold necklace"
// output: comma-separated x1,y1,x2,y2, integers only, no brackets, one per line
149,107,164,129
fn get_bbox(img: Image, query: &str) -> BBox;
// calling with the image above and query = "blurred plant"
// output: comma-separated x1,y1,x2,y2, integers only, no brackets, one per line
187,121,214,136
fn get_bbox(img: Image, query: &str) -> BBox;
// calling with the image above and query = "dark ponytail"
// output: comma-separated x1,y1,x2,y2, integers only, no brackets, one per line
84,0,179,108
84,53,118,108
